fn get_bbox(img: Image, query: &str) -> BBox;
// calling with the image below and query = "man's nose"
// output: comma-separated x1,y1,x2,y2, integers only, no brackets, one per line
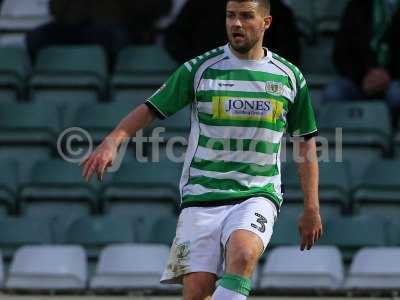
232,17,242,27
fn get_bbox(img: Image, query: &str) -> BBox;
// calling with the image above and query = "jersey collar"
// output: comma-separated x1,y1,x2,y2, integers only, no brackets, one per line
224,43,272,65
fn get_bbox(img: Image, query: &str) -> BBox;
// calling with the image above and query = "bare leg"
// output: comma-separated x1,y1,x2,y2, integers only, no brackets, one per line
183,272,217,300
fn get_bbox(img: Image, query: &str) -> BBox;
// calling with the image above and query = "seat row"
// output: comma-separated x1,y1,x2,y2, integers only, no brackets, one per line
0,45,176,102
1,245,399,293
0,158,399,218
0,213,399,263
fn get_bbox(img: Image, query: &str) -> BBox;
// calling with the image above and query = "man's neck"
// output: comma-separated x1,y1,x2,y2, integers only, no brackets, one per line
229,43,266,60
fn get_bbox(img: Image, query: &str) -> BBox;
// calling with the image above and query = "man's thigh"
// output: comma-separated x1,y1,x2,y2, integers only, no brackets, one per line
222,197,278,276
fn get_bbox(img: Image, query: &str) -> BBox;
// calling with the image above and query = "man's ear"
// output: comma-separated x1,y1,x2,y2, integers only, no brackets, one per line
264,15,272,30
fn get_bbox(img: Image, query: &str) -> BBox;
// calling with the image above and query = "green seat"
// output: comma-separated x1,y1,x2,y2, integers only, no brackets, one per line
33,91,97,129
319,101,391,182
0,47,30,99
64,215,135,258
0,160,18,215
112,45,177,89
0,102,59,145
281,161,350,218
314,0,350,33
269,214,300,248
31,46,107,100
19,159,99,218
0,217,52,260
102,160,181,218
137,215,178,245
352,160,400,226
0,146,51,184
284,0,314,38
73,102,134,143
112,88,155,107
148,106,191,142
320,215,389,262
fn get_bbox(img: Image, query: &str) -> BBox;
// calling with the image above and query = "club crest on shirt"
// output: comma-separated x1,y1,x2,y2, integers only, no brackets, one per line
265,81,284,96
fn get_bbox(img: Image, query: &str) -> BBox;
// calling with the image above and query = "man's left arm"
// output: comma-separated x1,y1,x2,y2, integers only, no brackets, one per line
296,137,323,251
286,73,322,251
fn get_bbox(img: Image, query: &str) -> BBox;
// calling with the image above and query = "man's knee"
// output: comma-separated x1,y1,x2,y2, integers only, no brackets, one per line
225,230,263,276
228,246,259,270
183,272,216,300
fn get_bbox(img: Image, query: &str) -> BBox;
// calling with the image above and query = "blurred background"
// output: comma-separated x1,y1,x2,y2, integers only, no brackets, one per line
0,0,399,298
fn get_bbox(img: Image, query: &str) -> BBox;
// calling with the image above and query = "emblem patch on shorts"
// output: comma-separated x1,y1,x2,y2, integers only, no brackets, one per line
166,241,191,276
265,81,284,96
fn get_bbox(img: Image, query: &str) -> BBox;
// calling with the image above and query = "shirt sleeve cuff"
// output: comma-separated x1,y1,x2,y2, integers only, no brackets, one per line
291,129,318,141
145,101,167,120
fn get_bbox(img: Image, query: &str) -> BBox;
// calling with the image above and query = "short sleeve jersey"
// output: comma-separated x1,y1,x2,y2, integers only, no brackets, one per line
145,44,317,211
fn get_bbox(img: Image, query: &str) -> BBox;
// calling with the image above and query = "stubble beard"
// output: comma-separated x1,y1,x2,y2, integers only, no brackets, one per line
229,35,259,54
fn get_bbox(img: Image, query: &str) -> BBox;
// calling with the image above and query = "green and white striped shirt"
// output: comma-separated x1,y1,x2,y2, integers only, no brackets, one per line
145,44,317,211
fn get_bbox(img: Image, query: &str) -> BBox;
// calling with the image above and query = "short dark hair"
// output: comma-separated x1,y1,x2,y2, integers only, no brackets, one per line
226,0,270,13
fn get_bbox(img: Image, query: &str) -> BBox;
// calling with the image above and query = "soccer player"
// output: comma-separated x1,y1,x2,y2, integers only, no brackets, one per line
81,0,323,299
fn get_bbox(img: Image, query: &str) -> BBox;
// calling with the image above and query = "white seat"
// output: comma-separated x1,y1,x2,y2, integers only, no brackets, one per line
0,0,51,31
6,245,87,290
0,250,4,288
345,247,400,289
259,246,344,289
90,243,177,290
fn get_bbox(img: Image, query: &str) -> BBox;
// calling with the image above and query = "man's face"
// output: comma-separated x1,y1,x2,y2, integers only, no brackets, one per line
226,1,271,54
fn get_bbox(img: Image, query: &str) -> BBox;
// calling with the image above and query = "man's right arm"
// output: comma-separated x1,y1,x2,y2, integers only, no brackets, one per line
81,103,157,182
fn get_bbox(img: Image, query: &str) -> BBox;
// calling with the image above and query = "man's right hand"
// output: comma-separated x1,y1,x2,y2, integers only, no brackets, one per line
80,137,118,182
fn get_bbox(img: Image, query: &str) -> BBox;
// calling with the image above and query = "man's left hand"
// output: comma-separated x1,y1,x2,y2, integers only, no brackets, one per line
298,209,323,251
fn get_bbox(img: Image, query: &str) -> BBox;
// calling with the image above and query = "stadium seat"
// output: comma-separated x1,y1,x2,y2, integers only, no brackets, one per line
90,244,173,290
269,214,301,248
73,102,135,144
0,146,51,184
345,247,400,290
300,37,337,87
259,246,344,290
0,160,18,215
319,215,389,262
19,159,99,219
284,0,314,38
0,217,52,260
0,250,3,288
0,46,30,100
281,161,350,218
63,215,135,258
314,0,350,33
112,88,155,106
318,101,392,183
33,92,97,129
148,106,191,142
6,245,87,291
352,160,400,225
111,45,177,90
102,160,181,219
137,215,178,245
0,102,59,145
30,46,107,101
0,0,50,31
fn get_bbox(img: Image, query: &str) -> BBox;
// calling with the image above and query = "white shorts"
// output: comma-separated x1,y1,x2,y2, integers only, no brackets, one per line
160,196,278,284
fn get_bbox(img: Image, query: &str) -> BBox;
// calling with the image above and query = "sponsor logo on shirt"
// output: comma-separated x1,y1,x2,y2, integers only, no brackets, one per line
265,81,284,96
212,96,284,123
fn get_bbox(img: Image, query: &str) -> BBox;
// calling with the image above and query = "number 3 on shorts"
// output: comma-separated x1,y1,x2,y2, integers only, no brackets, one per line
251,212,268,233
